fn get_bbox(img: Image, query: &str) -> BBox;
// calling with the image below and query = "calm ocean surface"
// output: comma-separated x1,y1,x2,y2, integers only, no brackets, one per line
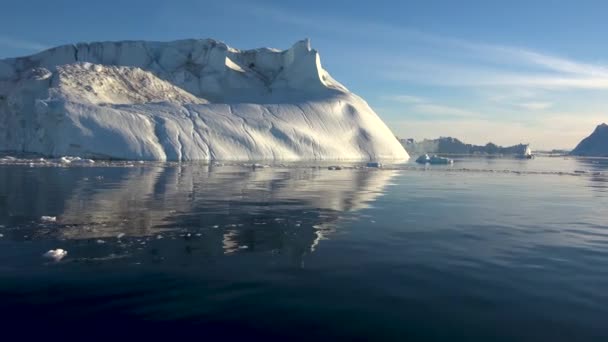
1,156,607,340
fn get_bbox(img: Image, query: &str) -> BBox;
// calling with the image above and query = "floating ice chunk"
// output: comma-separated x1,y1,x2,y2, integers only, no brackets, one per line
0,233,4,238
239,245,249,249
72,158,95,165
43,249,68,261
96,239,106,244
415,154,454,165
40,216,57,222
117,233,126,239
156,235,163,239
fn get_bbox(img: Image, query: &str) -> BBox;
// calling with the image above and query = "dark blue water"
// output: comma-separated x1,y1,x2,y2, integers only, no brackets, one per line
1,157,608,340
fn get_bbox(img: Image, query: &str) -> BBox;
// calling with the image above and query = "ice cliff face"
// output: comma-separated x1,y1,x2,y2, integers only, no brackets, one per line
571,123,608,157
0,39,408,161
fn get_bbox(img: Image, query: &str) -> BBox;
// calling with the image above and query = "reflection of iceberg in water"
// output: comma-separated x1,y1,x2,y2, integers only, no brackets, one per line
54,165,397,255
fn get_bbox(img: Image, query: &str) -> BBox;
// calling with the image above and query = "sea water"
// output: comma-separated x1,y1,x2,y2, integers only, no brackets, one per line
0,156,607,340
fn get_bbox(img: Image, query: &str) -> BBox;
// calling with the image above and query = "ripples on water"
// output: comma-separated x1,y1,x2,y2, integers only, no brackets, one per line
0,156,607,340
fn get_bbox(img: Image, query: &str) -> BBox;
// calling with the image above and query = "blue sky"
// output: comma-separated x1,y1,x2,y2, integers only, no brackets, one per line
2,0,607,149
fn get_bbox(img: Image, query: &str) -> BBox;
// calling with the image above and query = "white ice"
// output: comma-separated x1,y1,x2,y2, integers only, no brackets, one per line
43,249,68,261
0,39,408,161
40,216,57,222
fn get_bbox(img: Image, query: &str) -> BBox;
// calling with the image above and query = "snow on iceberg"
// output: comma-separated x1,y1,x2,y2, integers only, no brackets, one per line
0,39,408,161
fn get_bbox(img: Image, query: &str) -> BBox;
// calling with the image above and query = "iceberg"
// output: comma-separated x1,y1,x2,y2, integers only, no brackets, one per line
415,154,454,165
43,249,67,261
0,39,408,161
40,215,57,222
401,137,532,157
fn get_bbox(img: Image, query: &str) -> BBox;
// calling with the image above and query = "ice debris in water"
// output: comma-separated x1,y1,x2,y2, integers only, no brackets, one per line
415,154,454,165
96,239,106,244
40,216,57,222
59,156,95,164
117,233,126,239
0,233,4,238
43,249,68,261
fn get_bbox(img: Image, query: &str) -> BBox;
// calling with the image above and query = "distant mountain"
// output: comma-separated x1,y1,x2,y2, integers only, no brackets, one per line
401,137,532,156
571,123,608,157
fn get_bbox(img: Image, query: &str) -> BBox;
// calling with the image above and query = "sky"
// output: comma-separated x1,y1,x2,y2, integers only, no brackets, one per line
1,0,607,150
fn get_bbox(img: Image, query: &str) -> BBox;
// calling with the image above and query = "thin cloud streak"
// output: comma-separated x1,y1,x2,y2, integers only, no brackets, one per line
412,104,480,118
241,3,608,90
381,94,481,118
382,63,608,90
517,102,553,110
380,95,426,104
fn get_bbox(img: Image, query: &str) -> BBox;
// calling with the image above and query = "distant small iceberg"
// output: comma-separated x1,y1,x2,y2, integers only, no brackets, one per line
43,249,68,261
401,136,532,157
415,154,454,165
521,146,534,159
40,216,57,222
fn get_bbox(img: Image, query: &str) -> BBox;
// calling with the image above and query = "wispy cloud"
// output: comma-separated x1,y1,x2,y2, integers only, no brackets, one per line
240,3,608,90
517,102,553,110
0,35,48,52
383,59,608,90
381,94,480,118
412,104,480,118
380,95,425,104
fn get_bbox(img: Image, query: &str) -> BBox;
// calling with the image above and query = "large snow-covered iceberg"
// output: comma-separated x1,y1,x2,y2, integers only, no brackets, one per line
0,39,408,161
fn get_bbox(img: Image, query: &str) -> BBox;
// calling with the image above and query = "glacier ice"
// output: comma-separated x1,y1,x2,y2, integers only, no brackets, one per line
0,39,408,161
43,249,68,261
40,215,57,222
